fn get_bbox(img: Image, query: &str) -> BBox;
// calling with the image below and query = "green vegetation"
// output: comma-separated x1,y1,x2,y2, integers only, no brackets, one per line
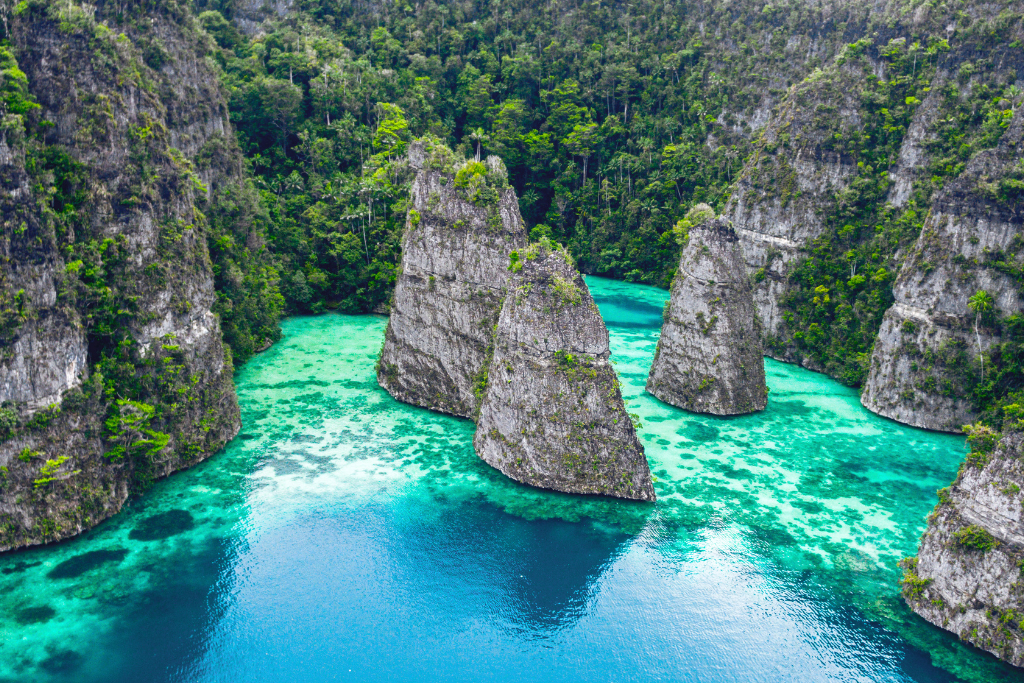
554,350,579,370
952,524,1000,552
198,0,787,318
103,400,170,464
549,275,582,306
899,557,933,599
33,456,74,490
670,203,715,246
178,0,1021,416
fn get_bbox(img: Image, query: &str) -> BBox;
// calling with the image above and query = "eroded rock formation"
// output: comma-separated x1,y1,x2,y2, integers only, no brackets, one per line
0,3,254,551
377,142,527,417
725,61,868,366
647,217,767,415
902,424,1024,665
474,241,655,502
861,108,1024,432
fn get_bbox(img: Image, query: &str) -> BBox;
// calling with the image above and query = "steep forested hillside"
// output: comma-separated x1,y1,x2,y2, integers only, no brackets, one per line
186,0,1022,426
1,0,1023,550
200,0,859,312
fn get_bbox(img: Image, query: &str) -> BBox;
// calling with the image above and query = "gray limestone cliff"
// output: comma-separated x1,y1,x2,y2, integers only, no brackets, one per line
647,217,767,415
723,5,1024,433
231,0,294,35
861,107,1024,432
376,142,527,418
474,241,655,502
726,61,867,366
0,2,255,551
902,424,1024,666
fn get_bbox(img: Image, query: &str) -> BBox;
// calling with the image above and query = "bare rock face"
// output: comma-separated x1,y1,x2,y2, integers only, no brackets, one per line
474,242,655,502
725,62,866,365
232,0,294,35
648,218,767,415
377,142,527,418
861,108,1024,432
0,4,245,552
902,427,1024,666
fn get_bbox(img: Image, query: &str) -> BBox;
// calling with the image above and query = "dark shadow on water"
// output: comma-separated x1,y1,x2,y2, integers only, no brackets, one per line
101,536,234,683
47,548,128,579
129,510,195,542
1,559,41,574
15,605,56,625
39,648,84,676
679,422,719,443
398,498,636,638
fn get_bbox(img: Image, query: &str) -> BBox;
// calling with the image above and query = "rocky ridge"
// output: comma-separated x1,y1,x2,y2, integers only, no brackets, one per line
902,423,1024,666
647,215,766,415
474,240,655,502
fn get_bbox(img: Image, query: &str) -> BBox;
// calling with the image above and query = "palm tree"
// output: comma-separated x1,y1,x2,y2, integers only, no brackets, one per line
968,290,994,382
470,128,488,162
1006,84,1023,112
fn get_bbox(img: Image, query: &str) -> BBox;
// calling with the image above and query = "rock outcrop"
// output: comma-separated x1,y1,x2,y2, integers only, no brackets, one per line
474,241,655,502
902,424,1024,666
647,217,767,415
861,107,1024,432
726,60,868,364
0,2,257,551
232,0,294,35
377,143,527,418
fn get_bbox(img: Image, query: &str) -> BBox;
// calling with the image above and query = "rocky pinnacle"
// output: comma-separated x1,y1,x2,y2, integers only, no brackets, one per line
474,242,655,502
647,217,767,415
376,142,527,417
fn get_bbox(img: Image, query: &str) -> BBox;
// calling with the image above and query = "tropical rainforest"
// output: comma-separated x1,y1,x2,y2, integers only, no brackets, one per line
5,0,1023,422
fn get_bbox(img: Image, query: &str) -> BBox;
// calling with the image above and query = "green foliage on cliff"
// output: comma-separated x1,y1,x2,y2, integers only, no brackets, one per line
776,38,941,385
898,556,933,600
191,0,1024,414
952,524,1000,552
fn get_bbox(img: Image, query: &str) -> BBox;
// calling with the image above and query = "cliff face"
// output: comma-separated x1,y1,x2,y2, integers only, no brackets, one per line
474,242,655,502
861,108,1024,432
231,0,294,35
902,426,1024,666
0,63,86,415
647,218,766,415
724,5,1024,427
377,143,527,418
0,1,251,551
725,61,866,363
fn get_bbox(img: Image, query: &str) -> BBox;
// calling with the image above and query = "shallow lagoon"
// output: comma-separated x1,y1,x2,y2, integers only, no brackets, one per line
1,276,1021,682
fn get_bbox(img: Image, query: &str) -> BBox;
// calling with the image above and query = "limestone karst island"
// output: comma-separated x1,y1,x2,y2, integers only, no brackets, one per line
1,1,1023,680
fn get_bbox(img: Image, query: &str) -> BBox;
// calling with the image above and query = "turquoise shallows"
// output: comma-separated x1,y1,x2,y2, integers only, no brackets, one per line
0,276,1021,683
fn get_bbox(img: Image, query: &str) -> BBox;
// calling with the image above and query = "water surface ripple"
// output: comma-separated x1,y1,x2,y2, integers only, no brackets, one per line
0,277,1020,682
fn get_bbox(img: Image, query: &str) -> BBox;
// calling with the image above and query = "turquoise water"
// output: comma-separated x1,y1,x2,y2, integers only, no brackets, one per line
1,276,1021,682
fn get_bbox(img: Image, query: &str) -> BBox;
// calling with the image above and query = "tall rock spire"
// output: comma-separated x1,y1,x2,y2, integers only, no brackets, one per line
474,240,655,502
377,140,527,417
647,215,767,415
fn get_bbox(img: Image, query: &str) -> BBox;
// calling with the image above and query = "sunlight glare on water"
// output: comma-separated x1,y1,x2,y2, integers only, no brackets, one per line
0,276,1020,683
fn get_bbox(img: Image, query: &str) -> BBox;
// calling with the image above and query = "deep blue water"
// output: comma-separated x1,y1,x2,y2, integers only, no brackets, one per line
1,277,1021,683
